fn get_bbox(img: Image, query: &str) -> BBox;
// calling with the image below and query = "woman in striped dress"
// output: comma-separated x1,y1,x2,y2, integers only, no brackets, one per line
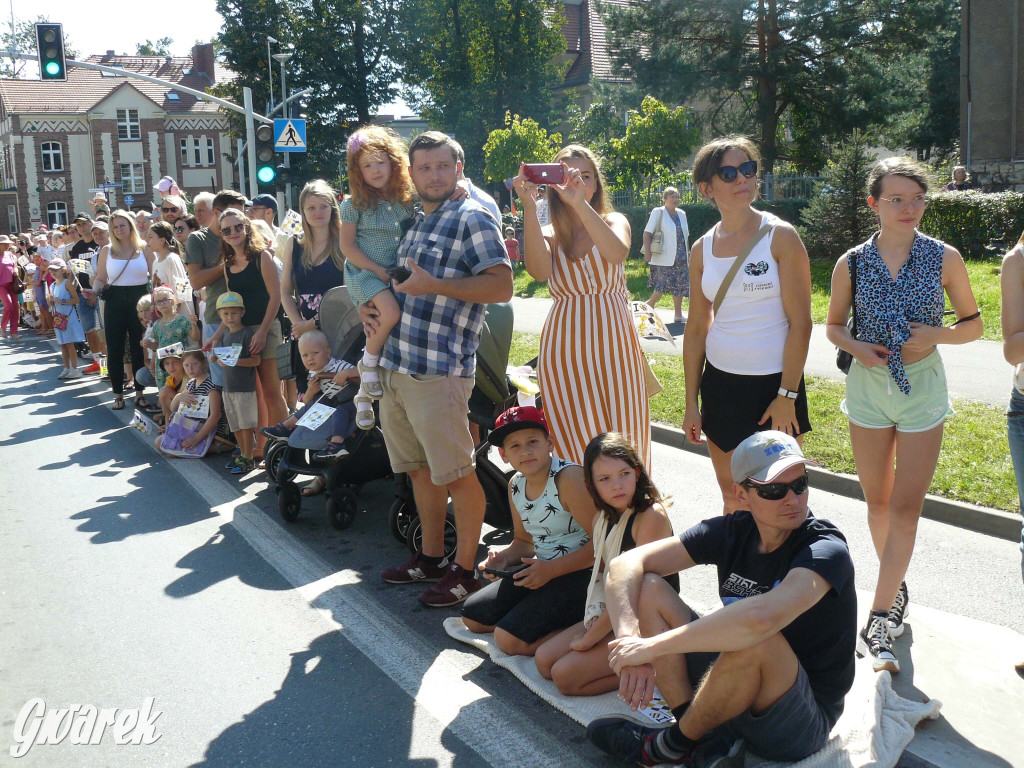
514,145,651,469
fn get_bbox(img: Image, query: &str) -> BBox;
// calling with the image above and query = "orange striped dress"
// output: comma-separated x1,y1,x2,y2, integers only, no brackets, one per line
539,245,651,470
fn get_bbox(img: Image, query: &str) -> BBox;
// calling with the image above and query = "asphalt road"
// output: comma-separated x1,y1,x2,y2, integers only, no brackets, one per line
1,335,1021,767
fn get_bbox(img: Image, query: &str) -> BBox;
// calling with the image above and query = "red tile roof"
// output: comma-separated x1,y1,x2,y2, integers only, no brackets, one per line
0,49,229,116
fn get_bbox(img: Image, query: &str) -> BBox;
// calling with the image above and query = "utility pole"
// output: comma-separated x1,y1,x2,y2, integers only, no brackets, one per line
272,52,293,209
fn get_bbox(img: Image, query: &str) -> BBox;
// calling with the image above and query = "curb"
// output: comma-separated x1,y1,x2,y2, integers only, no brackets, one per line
651,423,1022,543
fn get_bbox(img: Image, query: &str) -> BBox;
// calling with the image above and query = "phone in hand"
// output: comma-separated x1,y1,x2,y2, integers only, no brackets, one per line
522,163,565,185
387,265,412,283
482,563,529,579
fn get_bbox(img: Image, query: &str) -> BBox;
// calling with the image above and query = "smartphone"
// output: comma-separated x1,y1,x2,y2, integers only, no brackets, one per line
522,163,565,185
483,563,529,579
387,265,412,283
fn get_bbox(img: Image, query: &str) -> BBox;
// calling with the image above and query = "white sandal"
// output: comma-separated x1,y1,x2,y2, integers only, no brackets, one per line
354,394,376,430
357,362,383,399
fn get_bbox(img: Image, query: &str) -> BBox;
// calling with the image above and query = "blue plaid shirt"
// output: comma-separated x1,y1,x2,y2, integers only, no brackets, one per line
381,198,510,377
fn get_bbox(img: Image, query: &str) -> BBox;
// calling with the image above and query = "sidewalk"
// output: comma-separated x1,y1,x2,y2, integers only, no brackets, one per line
509,297,1011,408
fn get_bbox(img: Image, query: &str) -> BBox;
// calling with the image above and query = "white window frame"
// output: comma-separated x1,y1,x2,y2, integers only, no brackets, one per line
180,137,190,167
117,109,141,140
41,141,64,172
120,163,146,194
46,202,68,228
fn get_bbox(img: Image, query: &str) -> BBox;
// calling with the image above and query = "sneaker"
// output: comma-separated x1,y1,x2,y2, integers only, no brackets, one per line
857,612,899,673
64,367,83,380
315,441,349,460
586,718,742,768
381,550,448,584
225,447,242,469
357,361,383,399
260,423,294,440
57,367,69,379
1015,660,1024,680
419,563,481,607
230,456,257,475
82,361,101,374
888,581,909,639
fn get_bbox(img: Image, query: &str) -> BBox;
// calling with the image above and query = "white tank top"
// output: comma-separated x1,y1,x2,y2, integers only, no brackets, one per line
106,251,150,286
701,213,789,375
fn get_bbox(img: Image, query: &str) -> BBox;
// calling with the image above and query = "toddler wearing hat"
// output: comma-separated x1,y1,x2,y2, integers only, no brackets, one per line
209,291,261,475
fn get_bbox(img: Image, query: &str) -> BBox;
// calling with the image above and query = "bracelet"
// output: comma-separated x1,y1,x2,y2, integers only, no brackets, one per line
777,387,798,400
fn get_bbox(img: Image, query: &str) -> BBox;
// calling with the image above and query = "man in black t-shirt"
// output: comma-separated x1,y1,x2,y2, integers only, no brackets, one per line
587,431,857,767
68,213,106,370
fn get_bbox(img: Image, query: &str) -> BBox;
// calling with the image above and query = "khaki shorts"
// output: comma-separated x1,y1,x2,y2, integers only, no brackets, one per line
251,318,283,358
841,351,953,432
379,369,476,485
222,390,258,432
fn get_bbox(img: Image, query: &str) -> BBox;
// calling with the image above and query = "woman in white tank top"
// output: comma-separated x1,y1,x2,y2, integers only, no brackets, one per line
682,137,813,514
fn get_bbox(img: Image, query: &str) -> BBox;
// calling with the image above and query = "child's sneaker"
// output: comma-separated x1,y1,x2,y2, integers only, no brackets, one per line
261,423,293,440
857,611,899,673
64,367,83,380
230,456,257,475
57,367,69,379
357,361,383,399
381,550,448,584
315,441,349,460
225,447,241,469
418,563,481,607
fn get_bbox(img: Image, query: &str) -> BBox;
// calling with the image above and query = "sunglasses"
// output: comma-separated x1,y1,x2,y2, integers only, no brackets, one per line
161,206,180,213
222,223,247,236
743,473,809,501
173,226,187,234
715,160,758,183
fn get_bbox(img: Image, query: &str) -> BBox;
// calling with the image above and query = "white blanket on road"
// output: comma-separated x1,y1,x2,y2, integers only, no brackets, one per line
443,616,941,768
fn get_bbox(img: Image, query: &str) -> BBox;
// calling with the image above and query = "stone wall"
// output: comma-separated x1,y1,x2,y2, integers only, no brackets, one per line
969,160,1024,191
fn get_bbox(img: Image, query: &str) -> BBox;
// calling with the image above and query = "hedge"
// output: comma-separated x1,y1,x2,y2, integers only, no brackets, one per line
920,191,1024,259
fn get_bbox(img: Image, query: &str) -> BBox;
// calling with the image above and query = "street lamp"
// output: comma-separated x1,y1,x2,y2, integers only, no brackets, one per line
267,36,279,111
271,52,294,208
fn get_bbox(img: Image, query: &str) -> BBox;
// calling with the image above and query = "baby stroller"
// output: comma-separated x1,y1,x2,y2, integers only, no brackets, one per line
266,286,393,530
388,301,522,559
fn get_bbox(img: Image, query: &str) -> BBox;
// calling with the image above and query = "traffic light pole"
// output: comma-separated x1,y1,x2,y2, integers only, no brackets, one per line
243,87,259,199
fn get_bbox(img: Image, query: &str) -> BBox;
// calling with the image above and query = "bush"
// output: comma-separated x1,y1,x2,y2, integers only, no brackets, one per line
921,191,1024,258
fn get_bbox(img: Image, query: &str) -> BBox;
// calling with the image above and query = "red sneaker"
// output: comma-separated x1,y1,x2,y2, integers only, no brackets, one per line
418,563,481,607
82,361,101,374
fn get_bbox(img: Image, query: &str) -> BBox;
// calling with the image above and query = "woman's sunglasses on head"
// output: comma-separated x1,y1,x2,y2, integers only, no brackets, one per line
716,160,758,183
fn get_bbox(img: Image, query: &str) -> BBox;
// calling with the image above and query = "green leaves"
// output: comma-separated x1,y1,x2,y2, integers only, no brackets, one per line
482,113,562,183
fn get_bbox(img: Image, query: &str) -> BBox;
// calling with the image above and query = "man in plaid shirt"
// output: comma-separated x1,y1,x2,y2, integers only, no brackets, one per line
365,131,513,607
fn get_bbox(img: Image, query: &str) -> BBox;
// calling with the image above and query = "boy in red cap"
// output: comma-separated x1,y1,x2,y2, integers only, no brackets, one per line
461,406,598,656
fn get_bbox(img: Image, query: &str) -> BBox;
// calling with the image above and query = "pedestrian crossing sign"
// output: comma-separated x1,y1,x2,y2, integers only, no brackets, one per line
274,118,307,152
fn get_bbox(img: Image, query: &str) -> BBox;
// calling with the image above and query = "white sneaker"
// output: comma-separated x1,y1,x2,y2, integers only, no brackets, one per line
64,367,83,380
57,368,69,379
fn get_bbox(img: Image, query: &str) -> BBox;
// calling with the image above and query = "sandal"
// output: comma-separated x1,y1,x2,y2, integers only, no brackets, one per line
354,393,376,430
112,396,125,411
135,395,153,409
301,476,327,497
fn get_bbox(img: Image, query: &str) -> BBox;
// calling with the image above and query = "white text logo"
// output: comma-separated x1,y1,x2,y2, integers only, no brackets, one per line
10,697,162,758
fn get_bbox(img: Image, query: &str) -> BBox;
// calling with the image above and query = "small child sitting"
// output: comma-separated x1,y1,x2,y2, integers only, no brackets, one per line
461,406,596,657
156,347,187,426
261,330,360,468
154,349,228,456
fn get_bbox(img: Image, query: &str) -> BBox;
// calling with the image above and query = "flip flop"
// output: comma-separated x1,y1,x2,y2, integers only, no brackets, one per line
301,476,326,497
112,396,125,411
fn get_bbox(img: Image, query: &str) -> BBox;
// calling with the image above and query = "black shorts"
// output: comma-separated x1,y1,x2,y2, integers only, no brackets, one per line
461,567,592,644
699,360,811,453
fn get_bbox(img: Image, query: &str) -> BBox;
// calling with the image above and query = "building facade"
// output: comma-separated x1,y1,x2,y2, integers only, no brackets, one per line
0,44,235,231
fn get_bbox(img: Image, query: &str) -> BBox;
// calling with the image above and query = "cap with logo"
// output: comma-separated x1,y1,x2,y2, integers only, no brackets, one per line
487,405,548,448
730,430,819,484
216,291,245,310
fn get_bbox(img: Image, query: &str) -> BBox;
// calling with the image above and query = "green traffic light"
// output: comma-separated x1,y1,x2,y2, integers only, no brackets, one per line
257,166,276,184
44,62,61,76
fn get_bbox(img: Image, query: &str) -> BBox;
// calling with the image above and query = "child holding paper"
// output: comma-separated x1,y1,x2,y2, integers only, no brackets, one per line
209,291,261,475
146,286,199,391
156,345,188,427
155,349,228,456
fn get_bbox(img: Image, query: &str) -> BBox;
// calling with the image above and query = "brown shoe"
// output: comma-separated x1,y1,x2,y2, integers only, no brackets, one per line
418,563,481,607
381,550,448,584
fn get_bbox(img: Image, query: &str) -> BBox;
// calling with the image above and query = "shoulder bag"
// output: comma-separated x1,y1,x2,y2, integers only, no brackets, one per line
649,207,665,257
836,252,858,374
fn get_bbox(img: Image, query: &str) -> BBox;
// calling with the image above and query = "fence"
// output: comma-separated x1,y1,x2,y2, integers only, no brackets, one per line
610,174,824,209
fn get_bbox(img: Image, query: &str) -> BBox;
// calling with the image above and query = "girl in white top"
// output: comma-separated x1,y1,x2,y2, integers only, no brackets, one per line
682,136,812,514
146,221,190,315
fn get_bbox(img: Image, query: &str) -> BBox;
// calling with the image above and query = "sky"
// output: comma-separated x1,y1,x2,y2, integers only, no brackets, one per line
15,0,412,114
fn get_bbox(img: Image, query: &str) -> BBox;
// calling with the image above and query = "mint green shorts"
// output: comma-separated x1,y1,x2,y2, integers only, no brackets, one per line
841,351,953,432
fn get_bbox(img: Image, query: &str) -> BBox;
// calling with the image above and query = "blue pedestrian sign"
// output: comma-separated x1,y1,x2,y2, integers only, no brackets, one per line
274,119,307,153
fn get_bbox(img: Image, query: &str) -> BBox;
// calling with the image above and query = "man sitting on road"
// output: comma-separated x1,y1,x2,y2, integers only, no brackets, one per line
587,431,857,767
366,131,513,607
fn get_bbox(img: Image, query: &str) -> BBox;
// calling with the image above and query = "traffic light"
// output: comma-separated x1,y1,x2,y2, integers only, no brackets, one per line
255,123,276,184
275,164,291,187
36,23,67,82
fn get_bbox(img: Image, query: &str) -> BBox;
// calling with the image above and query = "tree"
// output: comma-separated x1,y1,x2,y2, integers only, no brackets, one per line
135,38,174,56
602,0,949,173
608,96,700,199
398,0,567,177
799,130,878,259
0,16,79,79
482,113,563,183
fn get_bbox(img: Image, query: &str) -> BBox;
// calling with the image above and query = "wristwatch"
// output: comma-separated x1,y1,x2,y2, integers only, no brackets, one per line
777,387,798,400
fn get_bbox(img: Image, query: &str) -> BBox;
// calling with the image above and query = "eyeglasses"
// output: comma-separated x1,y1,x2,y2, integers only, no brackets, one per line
222,223,247,236
877,195,930,209
715,160,758,183
155,298,174,304
742,474,809,501
161,206,180,213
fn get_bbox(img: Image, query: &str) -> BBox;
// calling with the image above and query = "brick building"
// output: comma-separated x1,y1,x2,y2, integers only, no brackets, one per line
558,0,630,110
0,43,235,231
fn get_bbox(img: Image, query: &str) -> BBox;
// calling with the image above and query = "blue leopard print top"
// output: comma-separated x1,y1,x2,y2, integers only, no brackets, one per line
846,231,945,395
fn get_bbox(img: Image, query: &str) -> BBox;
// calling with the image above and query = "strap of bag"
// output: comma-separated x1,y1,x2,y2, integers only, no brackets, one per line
105,254,133,290
712,223,772,315
654,207,664,232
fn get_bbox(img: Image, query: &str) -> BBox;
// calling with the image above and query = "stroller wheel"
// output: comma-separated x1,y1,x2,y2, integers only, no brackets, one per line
405,504,457,561
265,441,287,483
279,482,302,523
388,497,415,544
326,488,358,530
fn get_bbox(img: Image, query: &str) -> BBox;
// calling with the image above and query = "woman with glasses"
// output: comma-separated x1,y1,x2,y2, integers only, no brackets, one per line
826,157,981,673
172,215,200,248
683,136,813,515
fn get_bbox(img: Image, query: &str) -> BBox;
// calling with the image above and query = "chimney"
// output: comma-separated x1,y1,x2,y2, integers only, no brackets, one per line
105,50,115,57
190,43,216,82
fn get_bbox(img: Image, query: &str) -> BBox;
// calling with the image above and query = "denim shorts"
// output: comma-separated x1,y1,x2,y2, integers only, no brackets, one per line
1006,389,1024,580
841,351,952,432
78,297,101,332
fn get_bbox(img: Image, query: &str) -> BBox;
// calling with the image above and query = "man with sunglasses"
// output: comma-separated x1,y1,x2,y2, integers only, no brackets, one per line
587,430,856,767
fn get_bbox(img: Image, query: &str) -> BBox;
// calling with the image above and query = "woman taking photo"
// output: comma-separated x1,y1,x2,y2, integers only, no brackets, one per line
92,210,155,410
827,157,981,673
643,186,689,323
514,145,651,469
683,136,813,514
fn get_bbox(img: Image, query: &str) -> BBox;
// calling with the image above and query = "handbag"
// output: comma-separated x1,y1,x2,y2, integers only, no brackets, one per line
836,252,858,374
53,309,71,331
712,223,772,315
649,208,665,257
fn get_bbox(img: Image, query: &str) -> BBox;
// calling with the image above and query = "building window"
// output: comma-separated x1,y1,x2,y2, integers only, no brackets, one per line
206,137,215,166
120,163,145,193
194,139,202,166
180,137,190,167
46,202,68,228
41,141,64,172
117,109,141,140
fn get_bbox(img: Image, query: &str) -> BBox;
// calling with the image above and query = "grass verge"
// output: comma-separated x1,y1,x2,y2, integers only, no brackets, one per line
510,331,1018,512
